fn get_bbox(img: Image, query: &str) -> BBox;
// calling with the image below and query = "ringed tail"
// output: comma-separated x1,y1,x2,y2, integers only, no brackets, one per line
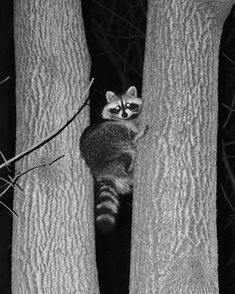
95,178,120,234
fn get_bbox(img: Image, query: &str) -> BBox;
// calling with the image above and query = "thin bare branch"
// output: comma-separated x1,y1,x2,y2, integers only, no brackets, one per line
8,175,23,191
222,52,235,65
13,155,65,183
0,76,10,85
222,146,235,188
0,155,65,217
224,141,235,148
93,23,140,76
222,93,235,129
0,151,11,172
0,78,94,170
91,0,145,37
222,102,235,112
0,177,15,189
0,200,19,217
0,179,19,217
220,184,235,214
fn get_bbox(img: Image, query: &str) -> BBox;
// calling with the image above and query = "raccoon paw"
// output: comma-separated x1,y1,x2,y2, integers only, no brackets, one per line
134,125,148,142
123,154,135,175
124,161,133,175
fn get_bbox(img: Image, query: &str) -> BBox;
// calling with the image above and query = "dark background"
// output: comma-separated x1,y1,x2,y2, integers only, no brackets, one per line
0,1,235,293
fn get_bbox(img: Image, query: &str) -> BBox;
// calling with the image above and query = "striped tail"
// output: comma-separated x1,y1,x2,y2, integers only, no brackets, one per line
95,178,120,234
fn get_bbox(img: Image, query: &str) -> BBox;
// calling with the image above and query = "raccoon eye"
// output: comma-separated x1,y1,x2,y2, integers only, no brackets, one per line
126,103,139,111
110,106,121,114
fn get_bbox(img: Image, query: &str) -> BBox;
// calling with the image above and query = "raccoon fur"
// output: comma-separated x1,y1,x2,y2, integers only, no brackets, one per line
79,86,146,233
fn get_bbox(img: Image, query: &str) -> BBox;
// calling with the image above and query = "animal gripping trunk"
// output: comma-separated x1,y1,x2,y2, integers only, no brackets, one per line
95,178,120,234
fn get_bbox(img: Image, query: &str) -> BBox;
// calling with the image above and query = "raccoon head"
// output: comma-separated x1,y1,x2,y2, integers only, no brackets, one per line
102,86,142,120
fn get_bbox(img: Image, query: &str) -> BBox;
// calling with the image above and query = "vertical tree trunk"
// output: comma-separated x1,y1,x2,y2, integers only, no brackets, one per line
130,1,234,293
12,1,99,293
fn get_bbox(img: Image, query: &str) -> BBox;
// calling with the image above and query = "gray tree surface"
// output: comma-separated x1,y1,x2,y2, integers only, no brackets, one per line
12,1,99,293
130,1,235,293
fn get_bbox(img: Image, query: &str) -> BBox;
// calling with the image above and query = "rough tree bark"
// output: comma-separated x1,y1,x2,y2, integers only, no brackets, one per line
130,1,235,293
12,1,99,293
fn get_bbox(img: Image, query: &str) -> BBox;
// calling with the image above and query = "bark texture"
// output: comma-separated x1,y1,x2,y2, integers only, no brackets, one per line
12,1,99,293
130,1,235,293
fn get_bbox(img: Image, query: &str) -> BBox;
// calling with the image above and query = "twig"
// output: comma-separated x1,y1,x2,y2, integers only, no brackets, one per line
223,92,235,129
0,76,10,85
224,214,235,230
8,175,23,191
220,184,235,214
0,200,18,217
222,102,235,112
0,178,19,217
0,151,11,171
223,141,235,147
91,0,145,37
222,52,235,66
0,155,65,216
0,177,15,190
93,23,140,76
222,146,235,188
0,78,94,170
12,155,65,183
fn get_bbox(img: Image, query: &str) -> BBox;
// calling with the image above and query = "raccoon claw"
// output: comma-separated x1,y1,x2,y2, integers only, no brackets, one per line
134,124,148,142
143,125,148,136
124,162,134,175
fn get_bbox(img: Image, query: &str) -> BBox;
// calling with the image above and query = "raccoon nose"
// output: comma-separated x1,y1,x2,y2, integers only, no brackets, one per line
122,112,128,118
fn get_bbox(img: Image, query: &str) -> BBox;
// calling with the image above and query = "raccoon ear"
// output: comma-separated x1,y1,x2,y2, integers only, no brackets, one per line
126,86,137,97
106,91,116,102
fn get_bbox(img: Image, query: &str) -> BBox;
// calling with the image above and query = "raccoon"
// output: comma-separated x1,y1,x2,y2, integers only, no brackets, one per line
79,86,146,234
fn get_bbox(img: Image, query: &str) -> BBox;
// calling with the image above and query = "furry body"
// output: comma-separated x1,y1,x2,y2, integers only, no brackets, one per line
80,86,144,233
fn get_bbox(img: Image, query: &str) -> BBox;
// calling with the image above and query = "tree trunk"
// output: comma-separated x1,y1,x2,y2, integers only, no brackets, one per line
130,1,234,293
12,1,99,293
